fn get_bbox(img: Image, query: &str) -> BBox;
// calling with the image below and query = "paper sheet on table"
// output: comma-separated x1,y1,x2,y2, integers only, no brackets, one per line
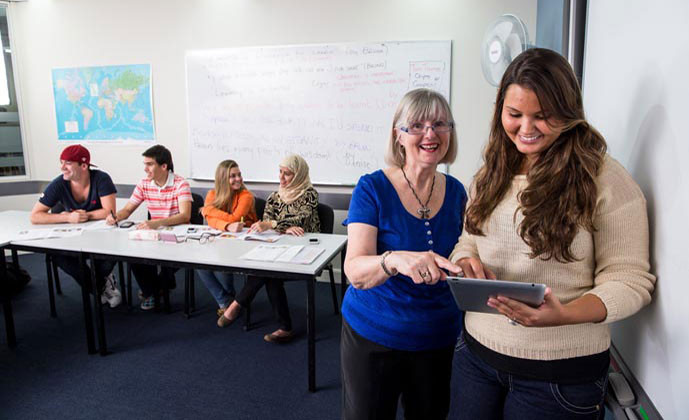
223,228,281,243
289,246,325,264
84,220,115,231
13,227,84,241
241,245,292,261
241,244,325,264
274,245,304,262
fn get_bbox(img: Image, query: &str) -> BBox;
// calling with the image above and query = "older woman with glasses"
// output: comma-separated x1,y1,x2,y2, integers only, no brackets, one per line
341,88,466,420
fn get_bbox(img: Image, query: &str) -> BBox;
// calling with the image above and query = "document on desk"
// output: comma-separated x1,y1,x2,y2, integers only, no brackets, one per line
13,227,85,241
84,220,115,231
222,229,281,243
241,244,325,264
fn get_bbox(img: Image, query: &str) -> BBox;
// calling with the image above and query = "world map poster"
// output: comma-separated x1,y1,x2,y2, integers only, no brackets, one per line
51,64,155,141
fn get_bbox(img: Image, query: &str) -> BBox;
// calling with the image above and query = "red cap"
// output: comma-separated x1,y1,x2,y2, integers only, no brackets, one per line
60,144,97,167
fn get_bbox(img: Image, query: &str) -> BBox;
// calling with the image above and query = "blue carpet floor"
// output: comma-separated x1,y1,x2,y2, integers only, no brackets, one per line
1,253,345,420
1,253,471,419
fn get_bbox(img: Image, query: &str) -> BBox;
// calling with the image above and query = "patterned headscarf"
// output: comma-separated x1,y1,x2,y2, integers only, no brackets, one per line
277,154,313,204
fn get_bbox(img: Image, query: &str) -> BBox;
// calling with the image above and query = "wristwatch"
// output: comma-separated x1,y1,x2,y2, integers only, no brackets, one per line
270,220,278,229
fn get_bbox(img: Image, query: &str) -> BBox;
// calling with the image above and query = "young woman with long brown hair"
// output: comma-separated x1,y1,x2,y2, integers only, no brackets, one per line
197,159,257,315
450,48,656,419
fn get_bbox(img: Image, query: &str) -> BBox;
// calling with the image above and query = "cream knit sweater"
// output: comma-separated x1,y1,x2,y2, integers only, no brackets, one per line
450,155,656,360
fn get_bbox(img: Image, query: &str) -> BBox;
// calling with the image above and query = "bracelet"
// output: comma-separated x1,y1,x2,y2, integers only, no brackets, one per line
380,250,397,277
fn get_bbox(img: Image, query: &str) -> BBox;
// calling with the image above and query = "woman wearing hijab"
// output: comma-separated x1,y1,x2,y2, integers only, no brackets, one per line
217,154,320,343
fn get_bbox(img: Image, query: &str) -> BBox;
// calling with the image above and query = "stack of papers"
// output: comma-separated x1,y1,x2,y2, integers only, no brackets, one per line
241,244,325,265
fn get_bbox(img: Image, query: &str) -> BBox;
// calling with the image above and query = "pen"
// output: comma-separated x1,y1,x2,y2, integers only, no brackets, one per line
110,210,119,227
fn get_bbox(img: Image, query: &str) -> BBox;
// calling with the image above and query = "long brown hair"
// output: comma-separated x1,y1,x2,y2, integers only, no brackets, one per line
212,160,247,212
465,48,607,263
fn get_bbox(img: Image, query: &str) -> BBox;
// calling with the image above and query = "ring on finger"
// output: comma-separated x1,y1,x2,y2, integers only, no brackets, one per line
419,270,429,279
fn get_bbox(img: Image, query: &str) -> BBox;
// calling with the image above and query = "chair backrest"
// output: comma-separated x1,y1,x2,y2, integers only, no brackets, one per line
254,197,266,221
317,203,334,234
190,193,205,225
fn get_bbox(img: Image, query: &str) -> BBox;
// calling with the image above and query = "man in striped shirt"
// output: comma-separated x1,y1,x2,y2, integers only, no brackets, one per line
107,145,192,310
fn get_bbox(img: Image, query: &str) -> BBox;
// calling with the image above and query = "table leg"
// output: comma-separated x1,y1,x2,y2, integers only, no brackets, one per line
184,269,190,318
78,253,97,354
1,254,17,348
88,254,108,356
46,255,57,318
307,276,316,392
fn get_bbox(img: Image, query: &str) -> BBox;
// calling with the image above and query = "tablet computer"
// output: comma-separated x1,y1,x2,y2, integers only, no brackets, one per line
446,277,546,314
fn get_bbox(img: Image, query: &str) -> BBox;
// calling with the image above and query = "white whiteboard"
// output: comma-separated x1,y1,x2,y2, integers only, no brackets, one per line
583,1,689,418
185,41,451,184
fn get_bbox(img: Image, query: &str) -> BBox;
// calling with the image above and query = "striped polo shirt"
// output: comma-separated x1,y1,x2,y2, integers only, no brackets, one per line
129,172,192,220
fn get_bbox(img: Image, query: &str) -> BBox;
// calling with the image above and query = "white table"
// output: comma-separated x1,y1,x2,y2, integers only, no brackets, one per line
1,211,101,353
1,210,348,392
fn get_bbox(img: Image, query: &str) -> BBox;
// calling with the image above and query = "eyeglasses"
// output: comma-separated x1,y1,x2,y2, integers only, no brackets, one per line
399,121,454,135
185,232,218,244
165,232,219,244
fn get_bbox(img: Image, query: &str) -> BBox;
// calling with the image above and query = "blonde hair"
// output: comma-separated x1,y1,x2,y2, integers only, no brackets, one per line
212,160,246,212
384,88,458,167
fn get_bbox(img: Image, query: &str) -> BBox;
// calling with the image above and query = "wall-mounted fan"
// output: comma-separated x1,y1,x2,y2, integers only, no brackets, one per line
481,14,531,87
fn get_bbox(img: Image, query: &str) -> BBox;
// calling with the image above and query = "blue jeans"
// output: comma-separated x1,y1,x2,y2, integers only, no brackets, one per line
453,333,608,420
196,270,235,308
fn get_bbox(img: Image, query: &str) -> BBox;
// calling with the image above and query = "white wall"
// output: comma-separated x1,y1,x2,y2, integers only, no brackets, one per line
583,1,689,418
7,0,537,190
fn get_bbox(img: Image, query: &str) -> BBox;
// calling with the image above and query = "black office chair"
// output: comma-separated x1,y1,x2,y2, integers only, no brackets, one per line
254,197,266,222
45,203,128,317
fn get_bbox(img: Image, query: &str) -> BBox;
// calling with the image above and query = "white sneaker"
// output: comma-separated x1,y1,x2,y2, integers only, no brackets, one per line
101,273,122,308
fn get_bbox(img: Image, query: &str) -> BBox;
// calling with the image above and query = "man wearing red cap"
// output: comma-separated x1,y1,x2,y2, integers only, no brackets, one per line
29,144,122,307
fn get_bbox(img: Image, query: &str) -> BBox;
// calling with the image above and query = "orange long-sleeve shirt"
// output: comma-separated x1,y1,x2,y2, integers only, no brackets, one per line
201,189,257,231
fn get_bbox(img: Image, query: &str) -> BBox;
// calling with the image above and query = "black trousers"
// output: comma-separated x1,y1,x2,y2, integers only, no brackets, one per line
235,276,292,331
53,255,115,294
340,319,454,420
131,263,178,298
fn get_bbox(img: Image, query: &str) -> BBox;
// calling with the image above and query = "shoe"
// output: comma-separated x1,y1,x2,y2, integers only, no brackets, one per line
140,296,155,311
216,307,227,317
263,330,294,344
217,313,237,328
100,274,122,308
139,289,163,301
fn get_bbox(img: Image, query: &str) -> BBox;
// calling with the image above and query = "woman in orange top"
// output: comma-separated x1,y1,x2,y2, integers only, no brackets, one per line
198,160,257,315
